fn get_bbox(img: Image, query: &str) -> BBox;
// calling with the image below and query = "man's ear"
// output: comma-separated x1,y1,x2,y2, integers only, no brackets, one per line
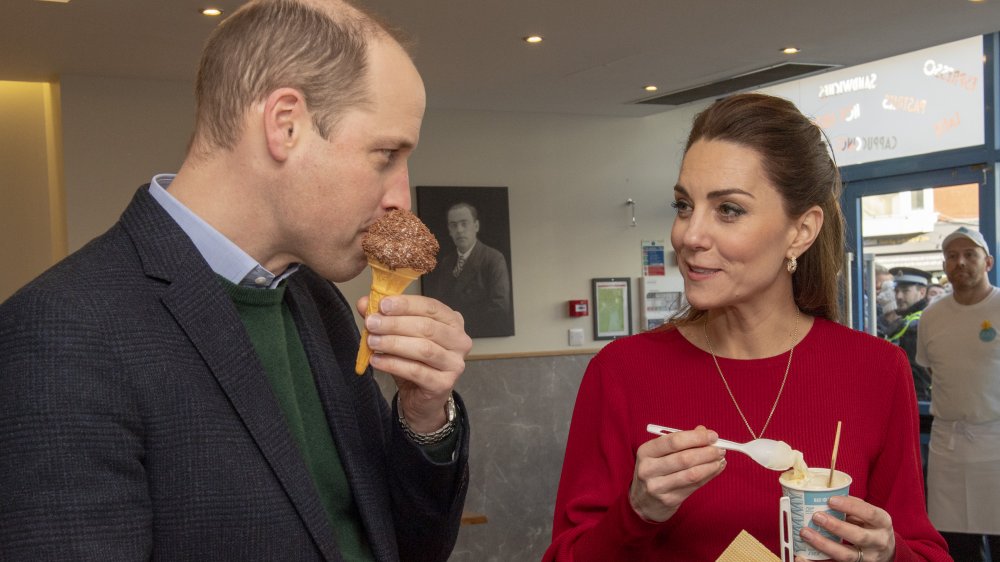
262,88,308,163
789,205,824,258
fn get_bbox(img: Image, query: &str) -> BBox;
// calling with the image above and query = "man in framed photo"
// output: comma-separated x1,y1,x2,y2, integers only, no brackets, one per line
425,202,514,337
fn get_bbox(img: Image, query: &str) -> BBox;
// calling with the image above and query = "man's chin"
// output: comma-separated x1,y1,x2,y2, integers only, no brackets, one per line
313,257,368,284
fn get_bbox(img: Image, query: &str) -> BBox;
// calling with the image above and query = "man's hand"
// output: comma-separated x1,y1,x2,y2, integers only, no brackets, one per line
357,294,472,432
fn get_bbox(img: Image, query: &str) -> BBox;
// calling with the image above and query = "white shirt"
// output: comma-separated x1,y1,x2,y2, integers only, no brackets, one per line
916,286,1000,424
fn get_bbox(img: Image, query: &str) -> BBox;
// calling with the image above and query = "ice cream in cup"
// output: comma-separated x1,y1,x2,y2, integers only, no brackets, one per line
779,466,852,561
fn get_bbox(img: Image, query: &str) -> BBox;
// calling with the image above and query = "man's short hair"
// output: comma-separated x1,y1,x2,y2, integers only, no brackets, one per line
193,0,406,152
448,202,479,221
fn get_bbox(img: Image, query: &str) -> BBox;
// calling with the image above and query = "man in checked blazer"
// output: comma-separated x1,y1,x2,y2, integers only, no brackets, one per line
0,1,471,560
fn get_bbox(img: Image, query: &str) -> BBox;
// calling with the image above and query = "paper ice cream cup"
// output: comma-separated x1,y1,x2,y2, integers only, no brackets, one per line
778,468,852,561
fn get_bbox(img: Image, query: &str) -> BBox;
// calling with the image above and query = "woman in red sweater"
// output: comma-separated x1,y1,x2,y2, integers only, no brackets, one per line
544,94,949,562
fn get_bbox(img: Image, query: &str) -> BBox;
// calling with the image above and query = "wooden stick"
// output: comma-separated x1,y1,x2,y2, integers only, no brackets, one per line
827,420,842,488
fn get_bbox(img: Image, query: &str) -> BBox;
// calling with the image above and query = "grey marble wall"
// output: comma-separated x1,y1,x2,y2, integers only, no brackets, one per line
375,352,594,562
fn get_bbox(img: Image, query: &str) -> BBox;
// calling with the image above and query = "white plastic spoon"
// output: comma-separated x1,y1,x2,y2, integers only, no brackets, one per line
646,423,795,471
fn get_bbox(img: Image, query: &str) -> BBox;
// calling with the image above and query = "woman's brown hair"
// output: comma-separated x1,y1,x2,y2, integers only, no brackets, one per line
671,93,845,324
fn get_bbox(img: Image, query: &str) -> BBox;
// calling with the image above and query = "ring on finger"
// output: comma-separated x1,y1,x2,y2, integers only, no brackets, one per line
854,545,863,562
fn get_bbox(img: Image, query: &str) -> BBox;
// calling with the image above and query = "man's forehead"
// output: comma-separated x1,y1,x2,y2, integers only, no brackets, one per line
363,36,425,133
945,239,984,253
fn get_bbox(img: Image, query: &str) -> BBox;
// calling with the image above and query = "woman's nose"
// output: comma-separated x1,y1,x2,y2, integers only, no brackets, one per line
679,212,710,251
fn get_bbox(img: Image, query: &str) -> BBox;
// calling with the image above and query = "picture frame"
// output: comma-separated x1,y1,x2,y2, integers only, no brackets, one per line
415,186,515,338
592,277,632,340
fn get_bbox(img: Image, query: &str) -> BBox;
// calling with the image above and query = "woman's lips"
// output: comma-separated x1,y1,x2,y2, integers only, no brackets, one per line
685,263,719,281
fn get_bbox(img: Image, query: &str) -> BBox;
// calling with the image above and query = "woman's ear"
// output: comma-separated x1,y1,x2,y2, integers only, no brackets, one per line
262,88,308,163
789,205,824,258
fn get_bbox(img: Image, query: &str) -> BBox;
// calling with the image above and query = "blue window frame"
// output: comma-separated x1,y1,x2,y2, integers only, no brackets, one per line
839,33,1000,330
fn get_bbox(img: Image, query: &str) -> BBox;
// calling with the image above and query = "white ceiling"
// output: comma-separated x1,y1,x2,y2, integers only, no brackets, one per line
4,0,1000,117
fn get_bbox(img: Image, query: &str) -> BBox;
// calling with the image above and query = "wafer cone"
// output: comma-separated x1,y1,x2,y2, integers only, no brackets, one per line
355,259,422,375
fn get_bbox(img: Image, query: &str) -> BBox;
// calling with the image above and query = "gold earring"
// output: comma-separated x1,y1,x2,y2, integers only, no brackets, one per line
787,256,798,274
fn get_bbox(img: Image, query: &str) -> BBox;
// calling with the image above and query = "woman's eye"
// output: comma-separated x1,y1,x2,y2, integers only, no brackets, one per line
719,203,746,219
670,200,692,214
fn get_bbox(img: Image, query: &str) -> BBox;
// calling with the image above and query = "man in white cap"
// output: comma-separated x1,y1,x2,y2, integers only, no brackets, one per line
917,226,1000,561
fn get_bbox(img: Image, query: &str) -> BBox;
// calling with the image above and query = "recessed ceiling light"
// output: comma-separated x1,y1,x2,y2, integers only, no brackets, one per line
35,0,72,3
969,0,986,3
644,85,658,92
782,47,801,55
523,35,544,44
201,7,224,16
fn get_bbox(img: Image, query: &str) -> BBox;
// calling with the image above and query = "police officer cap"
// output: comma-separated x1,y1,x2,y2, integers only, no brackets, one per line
890,266,931,286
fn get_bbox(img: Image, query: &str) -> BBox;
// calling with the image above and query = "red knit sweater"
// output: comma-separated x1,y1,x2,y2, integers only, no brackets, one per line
544,318,949,561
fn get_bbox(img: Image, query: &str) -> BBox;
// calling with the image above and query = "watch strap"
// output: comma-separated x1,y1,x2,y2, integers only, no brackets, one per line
398,394,457,445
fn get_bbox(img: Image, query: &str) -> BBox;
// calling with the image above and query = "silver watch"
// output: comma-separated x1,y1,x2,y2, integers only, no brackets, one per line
398,394,457,445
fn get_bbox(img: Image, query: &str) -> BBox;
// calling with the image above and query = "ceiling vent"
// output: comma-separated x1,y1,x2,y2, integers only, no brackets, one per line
637,62,838,106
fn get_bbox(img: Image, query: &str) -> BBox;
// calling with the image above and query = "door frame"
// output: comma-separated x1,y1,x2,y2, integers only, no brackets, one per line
841,166,991,330
837,32,1000,331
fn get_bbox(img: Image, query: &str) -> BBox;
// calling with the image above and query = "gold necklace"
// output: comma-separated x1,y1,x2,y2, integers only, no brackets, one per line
702,310,800,440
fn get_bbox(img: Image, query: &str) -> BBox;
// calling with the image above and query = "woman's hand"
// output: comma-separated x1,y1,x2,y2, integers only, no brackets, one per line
795,495,896,562
628,426,727,523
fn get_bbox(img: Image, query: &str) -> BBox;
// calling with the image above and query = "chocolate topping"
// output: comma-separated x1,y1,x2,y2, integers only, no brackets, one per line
362,209,439,273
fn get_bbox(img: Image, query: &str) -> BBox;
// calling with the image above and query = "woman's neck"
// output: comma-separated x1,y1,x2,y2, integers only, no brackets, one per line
698,304,809,359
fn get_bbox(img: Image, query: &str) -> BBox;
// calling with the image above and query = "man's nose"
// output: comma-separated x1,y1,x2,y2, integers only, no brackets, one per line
383,166,412,210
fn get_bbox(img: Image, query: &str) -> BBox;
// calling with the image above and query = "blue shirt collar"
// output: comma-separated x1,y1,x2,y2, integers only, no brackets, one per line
148,174,299,289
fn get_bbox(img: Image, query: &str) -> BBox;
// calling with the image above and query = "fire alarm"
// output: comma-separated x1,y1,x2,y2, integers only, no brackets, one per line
568,300,589,317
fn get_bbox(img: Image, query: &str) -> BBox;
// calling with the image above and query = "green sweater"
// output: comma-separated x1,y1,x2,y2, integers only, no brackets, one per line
221,280,373,561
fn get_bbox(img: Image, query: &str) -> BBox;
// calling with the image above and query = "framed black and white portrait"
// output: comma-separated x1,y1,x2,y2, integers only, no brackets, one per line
416,186,515,338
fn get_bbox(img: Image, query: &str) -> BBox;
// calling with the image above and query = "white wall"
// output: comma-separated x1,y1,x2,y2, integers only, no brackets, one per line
57,75,705,355
392,108,700,355
60,75,193,251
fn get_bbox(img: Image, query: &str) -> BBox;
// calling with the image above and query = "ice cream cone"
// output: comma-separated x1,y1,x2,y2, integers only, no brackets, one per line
355,259,422,375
